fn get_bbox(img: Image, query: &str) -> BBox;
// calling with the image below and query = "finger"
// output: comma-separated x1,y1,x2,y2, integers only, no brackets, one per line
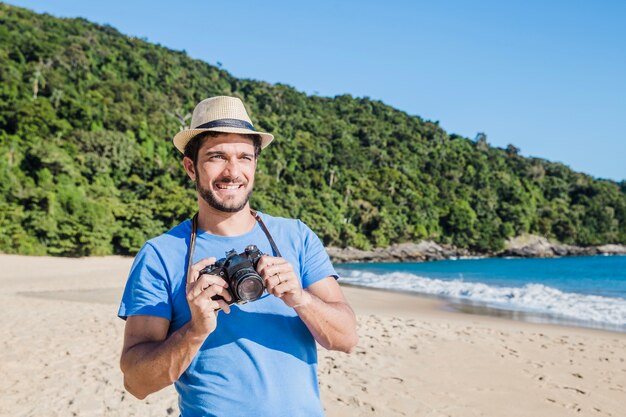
272,279,297,297
189,274,228,299
211,287,233,303
269,269,297,284
187,257,217,285
255,255,276,271
264,274,281,292
270,282,295,299
191,257,218,274
256,256,287,275
260,263,292,280
268,281,282,297
208,284,233,303
207,298,232,314
266,271,296,294
216,299,231,314
208,299,222,313
192,274,228,295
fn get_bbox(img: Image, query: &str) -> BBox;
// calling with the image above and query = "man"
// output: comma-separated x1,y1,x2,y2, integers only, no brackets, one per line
118,96,358,417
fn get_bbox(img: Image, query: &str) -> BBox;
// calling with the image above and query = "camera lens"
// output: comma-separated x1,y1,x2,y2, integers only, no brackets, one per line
236,272,265,301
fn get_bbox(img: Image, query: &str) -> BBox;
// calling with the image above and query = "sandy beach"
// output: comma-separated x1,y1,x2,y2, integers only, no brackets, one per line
1,254,624,417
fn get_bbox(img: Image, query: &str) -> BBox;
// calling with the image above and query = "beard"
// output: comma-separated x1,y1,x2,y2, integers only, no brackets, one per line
197,176,253,213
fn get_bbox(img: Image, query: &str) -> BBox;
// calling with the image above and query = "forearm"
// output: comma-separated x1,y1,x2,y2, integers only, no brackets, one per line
121,322,205,399
294,291,358,353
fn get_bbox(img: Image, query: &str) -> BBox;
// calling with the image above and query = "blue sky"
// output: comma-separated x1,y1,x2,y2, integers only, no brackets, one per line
8,0,626,181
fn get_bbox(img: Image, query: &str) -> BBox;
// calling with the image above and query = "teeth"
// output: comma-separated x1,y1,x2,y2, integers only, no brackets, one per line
217,184,241,190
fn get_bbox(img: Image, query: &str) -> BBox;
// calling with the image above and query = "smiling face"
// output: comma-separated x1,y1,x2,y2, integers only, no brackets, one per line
184,133,257,213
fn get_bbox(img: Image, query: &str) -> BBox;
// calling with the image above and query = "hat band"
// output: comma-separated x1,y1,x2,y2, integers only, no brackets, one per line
195,118,256,131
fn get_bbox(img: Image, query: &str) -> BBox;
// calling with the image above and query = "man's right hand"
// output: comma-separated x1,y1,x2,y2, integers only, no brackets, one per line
121,258,233,399
186,257,232,337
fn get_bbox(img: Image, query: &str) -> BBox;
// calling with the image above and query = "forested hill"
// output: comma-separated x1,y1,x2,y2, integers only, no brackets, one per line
1,4,625,256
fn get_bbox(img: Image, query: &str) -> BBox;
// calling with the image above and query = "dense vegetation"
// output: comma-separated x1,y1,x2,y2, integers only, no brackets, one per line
1,4,625,256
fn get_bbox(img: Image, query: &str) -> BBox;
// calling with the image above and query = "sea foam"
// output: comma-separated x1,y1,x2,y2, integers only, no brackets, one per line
338,269,626,327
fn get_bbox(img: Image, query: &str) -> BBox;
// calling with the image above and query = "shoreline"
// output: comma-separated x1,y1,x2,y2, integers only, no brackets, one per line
340,283,626,335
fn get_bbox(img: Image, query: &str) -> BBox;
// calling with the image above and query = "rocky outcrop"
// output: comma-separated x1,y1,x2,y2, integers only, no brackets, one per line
596,244,626,255
326,241,474,264
500,235,626,258
500,235,595,258
326,235,626,263
500,235,556,258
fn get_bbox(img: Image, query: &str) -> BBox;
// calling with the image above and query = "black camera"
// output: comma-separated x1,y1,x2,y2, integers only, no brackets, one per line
199,245,265,305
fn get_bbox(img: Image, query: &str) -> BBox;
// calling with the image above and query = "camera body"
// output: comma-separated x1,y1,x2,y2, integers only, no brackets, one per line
199,244,265,305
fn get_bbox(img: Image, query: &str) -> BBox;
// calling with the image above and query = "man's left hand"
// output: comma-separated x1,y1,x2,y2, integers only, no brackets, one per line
257,256,309,308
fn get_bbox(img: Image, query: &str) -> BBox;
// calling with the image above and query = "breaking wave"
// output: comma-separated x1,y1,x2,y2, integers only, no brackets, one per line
338,269,626,328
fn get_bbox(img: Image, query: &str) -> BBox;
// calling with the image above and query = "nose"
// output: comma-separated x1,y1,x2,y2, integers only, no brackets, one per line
222,158,241,179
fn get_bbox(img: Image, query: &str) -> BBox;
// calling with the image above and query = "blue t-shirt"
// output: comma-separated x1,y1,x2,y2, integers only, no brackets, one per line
118,212,338,417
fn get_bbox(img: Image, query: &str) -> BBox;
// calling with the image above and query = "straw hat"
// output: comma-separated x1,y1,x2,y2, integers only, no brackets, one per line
172,96,274,153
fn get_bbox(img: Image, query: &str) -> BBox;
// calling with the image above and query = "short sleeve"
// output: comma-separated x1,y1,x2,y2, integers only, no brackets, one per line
298,221,339,288
118,242,172,320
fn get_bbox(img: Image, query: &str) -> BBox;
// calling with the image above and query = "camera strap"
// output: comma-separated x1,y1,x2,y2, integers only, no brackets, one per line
186,210,282,284
250,209,283,258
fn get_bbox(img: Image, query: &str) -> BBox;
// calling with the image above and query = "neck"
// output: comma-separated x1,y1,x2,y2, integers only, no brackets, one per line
196,201,256,236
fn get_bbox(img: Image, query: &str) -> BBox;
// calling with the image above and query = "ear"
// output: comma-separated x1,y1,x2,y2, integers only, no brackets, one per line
182,156,196,182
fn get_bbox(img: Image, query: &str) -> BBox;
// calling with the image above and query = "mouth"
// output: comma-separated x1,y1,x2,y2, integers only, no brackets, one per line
214,182,245,193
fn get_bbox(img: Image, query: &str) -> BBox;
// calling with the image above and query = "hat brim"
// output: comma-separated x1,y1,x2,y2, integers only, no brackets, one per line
173,127,274,154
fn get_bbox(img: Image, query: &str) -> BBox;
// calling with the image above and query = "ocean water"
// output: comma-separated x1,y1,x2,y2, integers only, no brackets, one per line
336,256,626,332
